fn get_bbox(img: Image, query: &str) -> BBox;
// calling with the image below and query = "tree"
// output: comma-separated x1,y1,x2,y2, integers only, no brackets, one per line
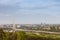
8,32,17,40
0,28,6,40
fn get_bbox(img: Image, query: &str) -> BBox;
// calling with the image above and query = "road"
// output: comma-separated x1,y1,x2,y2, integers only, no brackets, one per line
16,29,60,34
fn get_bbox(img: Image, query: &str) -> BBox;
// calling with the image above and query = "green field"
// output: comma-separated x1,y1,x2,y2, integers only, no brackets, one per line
0,29,60,40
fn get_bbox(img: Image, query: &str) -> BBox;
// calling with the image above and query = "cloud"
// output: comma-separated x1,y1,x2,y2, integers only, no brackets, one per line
0,13,10,17
0,4,20,14
0,0,60,24
0,0,21,5
0,0,60,14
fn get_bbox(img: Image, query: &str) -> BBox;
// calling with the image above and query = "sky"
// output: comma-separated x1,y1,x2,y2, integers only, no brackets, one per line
0,0,60,24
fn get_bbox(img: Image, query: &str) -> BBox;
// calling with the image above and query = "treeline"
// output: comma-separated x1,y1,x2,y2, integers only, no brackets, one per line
0,28,60,40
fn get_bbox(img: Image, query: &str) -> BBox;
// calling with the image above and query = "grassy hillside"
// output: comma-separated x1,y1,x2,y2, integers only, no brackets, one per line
0,29,60,40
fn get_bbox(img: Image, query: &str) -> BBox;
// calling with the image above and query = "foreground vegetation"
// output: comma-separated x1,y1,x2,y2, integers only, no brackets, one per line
0,29,60,40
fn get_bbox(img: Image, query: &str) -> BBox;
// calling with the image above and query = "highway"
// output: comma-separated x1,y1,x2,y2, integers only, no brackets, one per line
16,29,60,34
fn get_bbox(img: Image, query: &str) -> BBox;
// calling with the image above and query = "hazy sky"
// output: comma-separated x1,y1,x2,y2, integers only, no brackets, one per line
0,0,60,24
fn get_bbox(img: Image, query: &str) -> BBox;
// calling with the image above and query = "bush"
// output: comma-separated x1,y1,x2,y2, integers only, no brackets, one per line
0,29,60,40
0,28,6,40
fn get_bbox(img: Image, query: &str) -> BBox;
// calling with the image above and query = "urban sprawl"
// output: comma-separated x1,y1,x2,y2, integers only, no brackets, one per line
0,24,60,32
